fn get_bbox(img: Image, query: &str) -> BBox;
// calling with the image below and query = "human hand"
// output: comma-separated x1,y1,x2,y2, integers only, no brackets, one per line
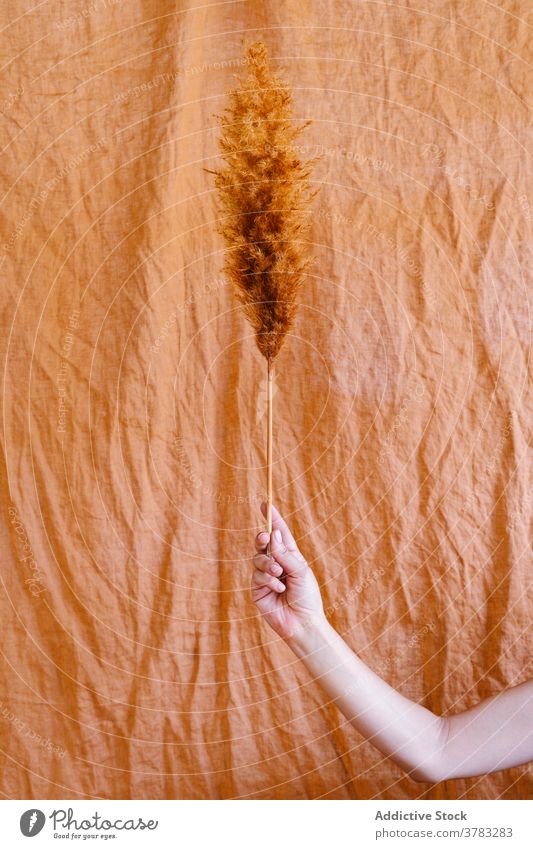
251,502,325,641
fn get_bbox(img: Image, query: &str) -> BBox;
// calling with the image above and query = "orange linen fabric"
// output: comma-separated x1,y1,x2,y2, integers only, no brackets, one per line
1,0,531,800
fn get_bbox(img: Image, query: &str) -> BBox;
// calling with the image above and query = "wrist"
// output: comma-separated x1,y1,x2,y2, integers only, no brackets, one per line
285,614,336,658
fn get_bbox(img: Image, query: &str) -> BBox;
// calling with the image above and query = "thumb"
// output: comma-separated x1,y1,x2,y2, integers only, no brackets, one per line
270,529,307,576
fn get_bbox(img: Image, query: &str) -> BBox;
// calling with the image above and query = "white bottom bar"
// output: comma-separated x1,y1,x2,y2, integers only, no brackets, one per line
2,799,532,848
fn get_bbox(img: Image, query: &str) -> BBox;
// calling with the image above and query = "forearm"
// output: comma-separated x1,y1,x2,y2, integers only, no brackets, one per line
287,617,447,782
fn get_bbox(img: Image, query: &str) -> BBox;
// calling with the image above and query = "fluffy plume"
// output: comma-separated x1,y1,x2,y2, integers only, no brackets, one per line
208,41,318,362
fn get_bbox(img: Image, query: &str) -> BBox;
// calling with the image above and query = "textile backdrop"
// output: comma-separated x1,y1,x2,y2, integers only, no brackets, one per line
1,0,531,800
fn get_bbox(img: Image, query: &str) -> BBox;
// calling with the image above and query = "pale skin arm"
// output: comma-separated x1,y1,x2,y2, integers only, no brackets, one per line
251,504,533,783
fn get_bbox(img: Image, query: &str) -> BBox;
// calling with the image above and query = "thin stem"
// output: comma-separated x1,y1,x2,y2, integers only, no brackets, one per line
266,359,273,550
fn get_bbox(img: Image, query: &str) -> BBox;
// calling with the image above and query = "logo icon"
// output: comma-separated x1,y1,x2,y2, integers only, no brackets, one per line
20,809,45,837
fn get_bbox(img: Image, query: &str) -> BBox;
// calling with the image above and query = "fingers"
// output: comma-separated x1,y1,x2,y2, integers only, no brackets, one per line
252,568,285,593
253,552,284,577
255,531,270,553
260,501,302,556
269,528,307,577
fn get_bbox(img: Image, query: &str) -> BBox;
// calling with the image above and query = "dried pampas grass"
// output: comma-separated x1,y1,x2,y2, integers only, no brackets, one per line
208,41,318,536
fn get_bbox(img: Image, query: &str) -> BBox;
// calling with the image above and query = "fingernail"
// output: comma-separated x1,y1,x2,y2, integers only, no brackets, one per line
273,529,282,543
276,581,285,592
270,564,282,576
